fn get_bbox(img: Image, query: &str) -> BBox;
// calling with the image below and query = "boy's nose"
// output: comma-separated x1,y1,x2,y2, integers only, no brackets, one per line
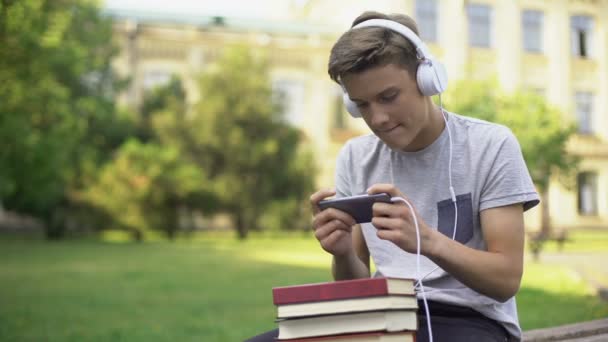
368,104,390,127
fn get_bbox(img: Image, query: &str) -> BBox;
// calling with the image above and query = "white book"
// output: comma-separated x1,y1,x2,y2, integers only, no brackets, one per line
276,331,415,341
277,310,417,340
277,295,417,318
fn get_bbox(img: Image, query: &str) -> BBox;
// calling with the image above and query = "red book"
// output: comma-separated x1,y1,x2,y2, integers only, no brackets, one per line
272,277,415,305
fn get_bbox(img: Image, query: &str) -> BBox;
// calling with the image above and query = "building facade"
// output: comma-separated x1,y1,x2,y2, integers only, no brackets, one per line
108,0,608,230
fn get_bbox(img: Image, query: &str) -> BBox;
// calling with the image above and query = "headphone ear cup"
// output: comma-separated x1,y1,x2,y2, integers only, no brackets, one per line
417,59,448,96
343,92,362,118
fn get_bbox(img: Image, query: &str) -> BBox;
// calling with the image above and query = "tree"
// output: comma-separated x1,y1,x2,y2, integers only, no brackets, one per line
81,56,315,241
0,0,131,238
79,77,219,241
79,139,210,241
444,79,579,238
154,46,316,239
138,75,187,143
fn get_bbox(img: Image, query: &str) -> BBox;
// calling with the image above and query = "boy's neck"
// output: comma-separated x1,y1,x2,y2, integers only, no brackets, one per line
401,104,446,152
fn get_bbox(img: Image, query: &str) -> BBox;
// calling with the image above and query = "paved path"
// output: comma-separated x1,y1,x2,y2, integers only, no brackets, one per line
532,251,608,299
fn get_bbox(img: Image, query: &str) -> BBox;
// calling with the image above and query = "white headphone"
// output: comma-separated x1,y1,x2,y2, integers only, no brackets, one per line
341,19,448,118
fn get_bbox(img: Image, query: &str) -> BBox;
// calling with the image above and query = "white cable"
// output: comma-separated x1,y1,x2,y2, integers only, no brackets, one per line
439,94,456,204
390,196,433,342
385,96,458,341
418,95,458,283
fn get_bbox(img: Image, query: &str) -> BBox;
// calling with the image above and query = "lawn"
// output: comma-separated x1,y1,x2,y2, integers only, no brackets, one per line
0,233,606,341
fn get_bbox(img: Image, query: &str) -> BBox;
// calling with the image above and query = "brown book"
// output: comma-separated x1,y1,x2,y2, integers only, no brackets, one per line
276,310,417,340
277,295,417,319
275,331,416,341
272,277,415,305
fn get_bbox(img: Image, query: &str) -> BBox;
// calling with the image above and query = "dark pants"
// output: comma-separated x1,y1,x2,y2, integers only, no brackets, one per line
244,300,511,342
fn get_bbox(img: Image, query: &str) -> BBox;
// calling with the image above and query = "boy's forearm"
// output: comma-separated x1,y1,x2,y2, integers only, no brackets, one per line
331,252,370,280
426,229,523,302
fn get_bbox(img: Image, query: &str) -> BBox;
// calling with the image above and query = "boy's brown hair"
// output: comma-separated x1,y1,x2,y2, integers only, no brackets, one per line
328,11,420,84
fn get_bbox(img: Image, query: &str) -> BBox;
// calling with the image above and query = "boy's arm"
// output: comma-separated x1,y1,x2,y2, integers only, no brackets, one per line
426,203,525,302
424,128,533,301
368,183,526,303
332,224,371,280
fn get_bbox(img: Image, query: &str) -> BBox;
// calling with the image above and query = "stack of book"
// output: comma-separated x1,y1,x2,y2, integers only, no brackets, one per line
272,277,418,341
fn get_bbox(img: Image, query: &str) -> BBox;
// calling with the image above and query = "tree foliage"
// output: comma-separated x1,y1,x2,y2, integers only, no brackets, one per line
82,47,316,240
0,0,132,238
79,78,218,240
444,79,579,234
177,46,315,238
0,1,317,240
79,139,209,241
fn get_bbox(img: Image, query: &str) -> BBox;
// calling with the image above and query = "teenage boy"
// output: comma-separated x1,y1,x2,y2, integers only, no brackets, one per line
247,10,538,342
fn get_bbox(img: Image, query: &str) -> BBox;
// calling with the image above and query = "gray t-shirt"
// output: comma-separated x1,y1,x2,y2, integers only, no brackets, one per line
334,112,539,340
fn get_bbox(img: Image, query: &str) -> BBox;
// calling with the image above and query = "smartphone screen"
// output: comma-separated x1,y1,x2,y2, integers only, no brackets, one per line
317,193,392,223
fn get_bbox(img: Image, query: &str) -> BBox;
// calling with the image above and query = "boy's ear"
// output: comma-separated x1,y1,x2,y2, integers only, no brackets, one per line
416,58,448,96
343,92,362,118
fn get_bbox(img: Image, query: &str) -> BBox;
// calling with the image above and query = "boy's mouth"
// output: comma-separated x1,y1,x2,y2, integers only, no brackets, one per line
378,124,401,133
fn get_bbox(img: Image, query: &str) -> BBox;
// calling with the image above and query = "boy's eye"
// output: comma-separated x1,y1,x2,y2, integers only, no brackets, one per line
380,92,398,102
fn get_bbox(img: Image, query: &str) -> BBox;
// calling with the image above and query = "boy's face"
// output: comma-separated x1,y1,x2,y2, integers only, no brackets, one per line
341,63,441,152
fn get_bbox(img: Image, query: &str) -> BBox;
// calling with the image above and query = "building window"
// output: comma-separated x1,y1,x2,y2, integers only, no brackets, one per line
142,70,171,91
415,0,438,42
574,92,593,134
532,88,545,98
467,4,492,48
571,15,594,58
524,87,545,99
577,172,598,216
522,10,543,53
273,79,305,126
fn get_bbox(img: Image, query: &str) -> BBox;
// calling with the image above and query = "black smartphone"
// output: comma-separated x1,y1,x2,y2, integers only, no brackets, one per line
317,193,392,224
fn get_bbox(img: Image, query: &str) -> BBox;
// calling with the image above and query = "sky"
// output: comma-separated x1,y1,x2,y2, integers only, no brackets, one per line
103,0,308,20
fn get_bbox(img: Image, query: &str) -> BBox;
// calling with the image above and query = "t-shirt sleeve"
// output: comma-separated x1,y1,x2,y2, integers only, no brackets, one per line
335,142,354,198
480,128,540,212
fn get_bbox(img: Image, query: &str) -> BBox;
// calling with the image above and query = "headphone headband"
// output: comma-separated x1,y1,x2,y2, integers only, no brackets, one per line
341,17,448,118
351,19,433,61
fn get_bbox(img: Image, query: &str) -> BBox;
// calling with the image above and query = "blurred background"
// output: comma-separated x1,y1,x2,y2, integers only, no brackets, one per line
1,0,607,341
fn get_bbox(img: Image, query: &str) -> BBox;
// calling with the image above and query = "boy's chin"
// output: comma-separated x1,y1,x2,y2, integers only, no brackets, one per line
381,138,409,151
381,136,422,152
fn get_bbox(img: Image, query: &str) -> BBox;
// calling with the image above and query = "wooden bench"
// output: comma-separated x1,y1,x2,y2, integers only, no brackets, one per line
522,318,608,341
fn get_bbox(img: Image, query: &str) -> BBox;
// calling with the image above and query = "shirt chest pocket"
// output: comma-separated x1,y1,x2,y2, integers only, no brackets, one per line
436,193,474,244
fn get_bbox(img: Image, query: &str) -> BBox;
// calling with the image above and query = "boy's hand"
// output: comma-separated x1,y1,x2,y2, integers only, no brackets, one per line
367,184,436,255
310,189,357,257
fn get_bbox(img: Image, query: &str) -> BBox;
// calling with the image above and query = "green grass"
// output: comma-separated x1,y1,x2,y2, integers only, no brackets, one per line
534,228,608,253
0,233,606,341
518,262,608,330
0,235,331,341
